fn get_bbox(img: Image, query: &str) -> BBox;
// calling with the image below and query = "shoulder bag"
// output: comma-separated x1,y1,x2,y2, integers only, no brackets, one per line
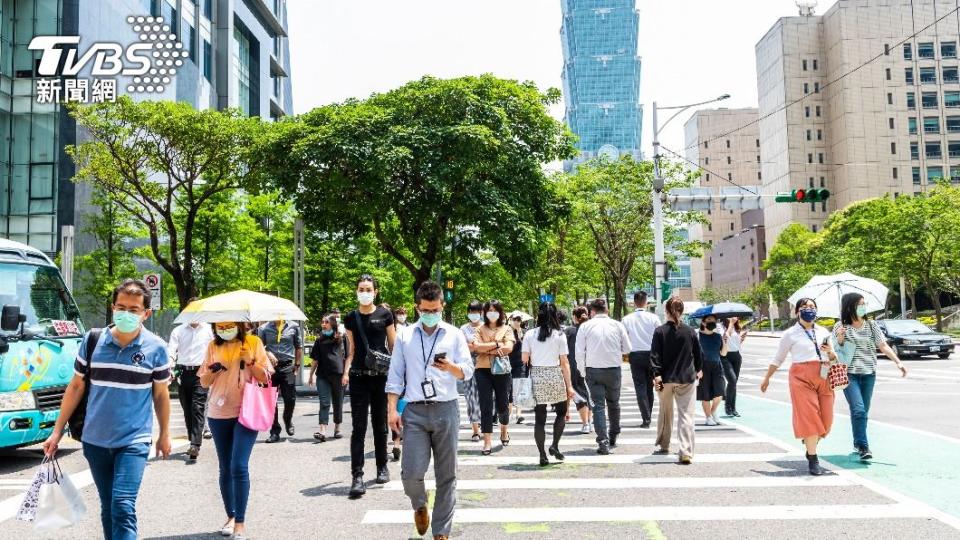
354,311,392,375
490,328,512,375
237,337,279,431
67,328,102,442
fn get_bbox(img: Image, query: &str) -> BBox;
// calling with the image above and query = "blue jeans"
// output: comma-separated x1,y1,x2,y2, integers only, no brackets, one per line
842,372,876,449
208,417,258,523
83,442,150,540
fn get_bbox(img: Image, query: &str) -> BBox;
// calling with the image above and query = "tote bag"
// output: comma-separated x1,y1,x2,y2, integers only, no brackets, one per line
238,377,279,432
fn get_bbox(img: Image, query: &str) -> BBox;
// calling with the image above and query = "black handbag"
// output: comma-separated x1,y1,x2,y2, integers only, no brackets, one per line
354,311,391,374
68,328,102,442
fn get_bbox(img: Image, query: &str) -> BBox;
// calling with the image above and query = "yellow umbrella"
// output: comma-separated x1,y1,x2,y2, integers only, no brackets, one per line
173,290,307,325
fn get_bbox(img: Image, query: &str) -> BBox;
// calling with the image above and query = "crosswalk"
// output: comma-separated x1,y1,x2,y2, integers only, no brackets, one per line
356,365,955,537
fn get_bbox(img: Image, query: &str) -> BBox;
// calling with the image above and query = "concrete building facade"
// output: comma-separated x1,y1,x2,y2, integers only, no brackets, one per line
683,108,763,294
756,0,959,252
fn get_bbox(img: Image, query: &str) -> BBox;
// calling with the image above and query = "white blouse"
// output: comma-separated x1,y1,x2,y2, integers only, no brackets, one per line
772,323,832,367
521,329,569,367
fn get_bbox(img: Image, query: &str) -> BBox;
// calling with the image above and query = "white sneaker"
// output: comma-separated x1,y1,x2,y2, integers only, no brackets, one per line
712,415,722,425
705,417,718,427
580,423,590,434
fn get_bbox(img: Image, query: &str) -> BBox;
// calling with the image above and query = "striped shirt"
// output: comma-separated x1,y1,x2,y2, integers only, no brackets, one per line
74,327,171,448
833,321,884,375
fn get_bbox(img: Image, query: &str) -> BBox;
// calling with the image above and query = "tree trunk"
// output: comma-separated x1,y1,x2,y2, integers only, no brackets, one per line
612,277,627,320
931,288,944,331
412,266,433,298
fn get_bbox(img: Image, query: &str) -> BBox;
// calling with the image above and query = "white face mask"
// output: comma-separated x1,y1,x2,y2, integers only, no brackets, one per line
486,311,500,322
467,313,482,323
217,327,239,341
396,315,407,324
357,292,375,306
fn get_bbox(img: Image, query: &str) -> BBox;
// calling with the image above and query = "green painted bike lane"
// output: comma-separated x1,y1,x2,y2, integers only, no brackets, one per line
730,393,960,522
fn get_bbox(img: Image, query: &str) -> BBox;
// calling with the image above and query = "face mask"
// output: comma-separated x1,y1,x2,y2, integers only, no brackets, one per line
217,327,239,341
322,329,334,337
420,312,442,328
113,310,142,333
357,292,375,306
467,313,482,323
486,311,500,322
856,305,867,317
799,308,817,323
705,321,717,331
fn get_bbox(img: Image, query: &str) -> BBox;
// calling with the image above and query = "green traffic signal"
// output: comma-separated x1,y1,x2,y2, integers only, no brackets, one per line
775,188,830,203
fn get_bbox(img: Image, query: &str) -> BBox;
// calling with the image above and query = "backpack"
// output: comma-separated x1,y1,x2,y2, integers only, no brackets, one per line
68,328,102,442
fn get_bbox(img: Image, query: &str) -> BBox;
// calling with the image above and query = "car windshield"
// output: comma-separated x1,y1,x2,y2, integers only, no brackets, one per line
0,262,84,338
883,320,934,334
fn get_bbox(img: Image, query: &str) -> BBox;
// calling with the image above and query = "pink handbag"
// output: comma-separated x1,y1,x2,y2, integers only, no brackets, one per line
238,376,278,432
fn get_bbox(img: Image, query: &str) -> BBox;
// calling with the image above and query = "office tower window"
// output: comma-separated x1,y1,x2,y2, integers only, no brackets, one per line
928,166,944,182
946,91,960,108
904,43,913,60
891,142,897,154
913,167,921,184
185,20,196,63
817,129,822,140
160,1,178,35
905,68,914,84
814,82,820,93
922,92,938,108
949,141,960,158
820,176,825,187
812,59,818,70
893,167,898,179
818,153,824,164
908,117,917,134
808,153,813,163
924,116,941,133
803,59,808,71
926,141,942,158
705,174,710,181
812,224,818,233
232,24,253,116
815,106,821,117
918,42,935,58
203,39,212,82
203,0,213,19
806,129,811,141
944,41,958,59
705,156,709,165
726,139,730,148
907,92,915,109
951,165,960,183
727,173,732,181
756,155,760,162
920,67,937,84
805,106,811,117
947,116,960,132
804,82,809,93
911,142,919,159
726,156,731,164
886,68,891,81
758,171,762,180
808,177,815,188
704,141,708,149
756,138,760,147
944,66,959,84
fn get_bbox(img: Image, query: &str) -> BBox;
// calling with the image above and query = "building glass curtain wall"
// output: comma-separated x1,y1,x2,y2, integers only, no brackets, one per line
561,0,642,168
0,0,61,252
232,23,252,116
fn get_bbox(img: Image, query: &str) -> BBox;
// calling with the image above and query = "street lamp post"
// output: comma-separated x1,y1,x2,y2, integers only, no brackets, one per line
651,94,730,312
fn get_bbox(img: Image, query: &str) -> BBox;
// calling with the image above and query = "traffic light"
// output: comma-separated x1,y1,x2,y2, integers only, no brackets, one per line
660,281,672,300
443,280,454,303
775,188,830,203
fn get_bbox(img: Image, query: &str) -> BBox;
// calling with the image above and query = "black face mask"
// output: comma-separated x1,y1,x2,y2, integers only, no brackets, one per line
705,322,717,331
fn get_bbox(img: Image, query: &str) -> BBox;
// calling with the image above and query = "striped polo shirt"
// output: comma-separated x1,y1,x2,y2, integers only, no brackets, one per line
74,327,171,448
833,320,885,375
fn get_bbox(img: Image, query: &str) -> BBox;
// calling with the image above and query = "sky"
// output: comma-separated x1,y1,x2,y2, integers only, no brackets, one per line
287,0,839,155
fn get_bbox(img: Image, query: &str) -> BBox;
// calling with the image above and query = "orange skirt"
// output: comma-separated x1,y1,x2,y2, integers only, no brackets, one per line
788,361,835,439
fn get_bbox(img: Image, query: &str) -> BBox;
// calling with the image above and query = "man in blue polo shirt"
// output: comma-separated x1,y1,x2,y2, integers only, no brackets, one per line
44,279,172,540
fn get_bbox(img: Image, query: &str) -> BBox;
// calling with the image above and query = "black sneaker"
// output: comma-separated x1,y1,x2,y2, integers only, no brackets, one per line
609,434,618,448
375,465,390,484
187,445,199,461
286,425,295,437
392,447,401,462
597,442,611,455
349,475,366,498
858,447,873,461
640,421,651,429
652,448,670,455
266,434,281,443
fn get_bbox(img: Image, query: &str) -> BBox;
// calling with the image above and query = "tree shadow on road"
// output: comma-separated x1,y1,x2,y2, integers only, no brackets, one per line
300,481,352,497
0,447,80,475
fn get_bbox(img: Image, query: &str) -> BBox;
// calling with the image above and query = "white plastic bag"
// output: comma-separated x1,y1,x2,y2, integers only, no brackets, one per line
512,377,536,409
15,458,57,523
33,459,86,531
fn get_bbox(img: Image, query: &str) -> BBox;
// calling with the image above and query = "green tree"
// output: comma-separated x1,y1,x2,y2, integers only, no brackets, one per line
761,223,821,304
261,75,576,294
68,97,265,309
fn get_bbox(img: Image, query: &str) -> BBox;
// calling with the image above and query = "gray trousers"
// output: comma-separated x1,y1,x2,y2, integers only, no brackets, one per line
401,400,460,536
586,367,622,444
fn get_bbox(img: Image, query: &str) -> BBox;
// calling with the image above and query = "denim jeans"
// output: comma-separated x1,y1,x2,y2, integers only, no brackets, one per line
83,442,150,540
208,417,258,523
842,372,877,449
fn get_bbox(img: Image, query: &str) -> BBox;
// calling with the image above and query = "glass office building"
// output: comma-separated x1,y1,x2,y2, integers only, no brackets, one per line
560,0,642,168
0,0,293,256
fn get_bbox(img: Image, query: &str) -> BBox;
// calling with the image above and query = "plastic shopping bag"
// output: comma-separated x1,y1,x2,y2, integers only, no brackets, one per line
34,459,86,531
15,458,57,522
512,377,536,409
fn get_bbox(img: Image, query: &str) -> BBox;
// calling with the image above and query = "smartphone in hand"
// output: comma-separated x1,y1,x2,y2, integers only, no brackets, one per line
433,352,448,367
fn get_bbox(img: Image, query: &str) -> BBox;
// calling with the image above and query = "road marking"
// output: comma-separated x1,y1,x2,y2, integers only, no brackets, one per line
362,503,930,524
454,452,799,466
378,475,854,491
455,436,762,446
458,425,738,433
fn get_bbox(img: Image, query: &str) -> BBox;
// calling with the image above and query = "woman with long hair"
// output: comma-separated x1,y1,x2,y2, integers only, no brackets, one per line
472,299,516,454
721,317,747,417
564,306,592,432
199,321,273,539
833,293,907,461
522,303,576,466
342,274,396,497
761,298,837,475
308,314,345,442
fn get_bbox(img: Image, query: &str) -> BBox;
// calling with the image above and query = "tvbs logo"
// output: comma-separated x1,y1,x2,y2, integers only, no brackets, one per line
28,15,186,98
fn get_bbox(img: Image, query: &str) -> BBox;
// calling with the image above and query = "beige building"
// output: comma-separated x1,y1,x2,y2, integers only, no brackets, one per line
683,108,763,293
756,0,957,251
711,219,767,293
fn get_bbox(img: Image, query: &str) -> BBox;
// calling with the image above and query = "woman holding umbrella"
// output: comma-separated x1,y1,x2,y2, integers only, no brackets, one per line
761,298,838,476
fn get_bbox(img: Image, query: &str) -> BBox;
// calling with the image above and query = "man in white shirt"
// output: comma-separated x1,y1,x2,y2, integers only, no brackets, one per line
622,291,661,428
574,298,631,455
167,310,214,460
387,281,474,540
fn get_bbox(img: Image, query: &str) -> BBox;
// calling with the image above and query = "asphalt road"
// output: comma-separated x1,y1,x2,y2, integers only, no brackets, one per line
0,335,958,539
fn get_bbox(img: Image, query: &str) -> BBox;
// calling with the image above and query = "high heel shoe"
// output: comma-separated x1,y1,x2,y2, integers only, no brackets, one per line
539,452,550,467
500,435,510,446
548,446,565,462
481,446,492,456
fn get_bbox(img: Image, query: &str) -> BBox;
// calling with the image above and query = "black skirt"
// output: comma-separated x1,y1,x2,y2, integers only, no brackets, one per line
697,360,726,401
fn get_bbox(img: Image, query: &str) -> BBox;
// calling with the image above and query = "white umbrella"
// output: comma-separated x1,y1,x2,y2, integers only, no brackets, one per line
173,290,307,325
507,310,533,322
788,273,888,319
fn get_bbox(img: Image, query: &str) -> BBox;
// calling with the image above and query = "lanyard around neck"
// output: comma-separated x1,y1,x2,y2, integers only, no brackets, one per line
419,327,442,371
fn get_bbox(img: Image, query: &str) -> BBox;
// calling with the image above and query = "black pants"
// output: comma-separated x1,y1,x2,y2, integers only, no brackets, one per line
270,369,297,436
722,351,743,413
534,401,568,455
177,368,208,448
349,372,388,476
628,351,655,424
475,367,511,433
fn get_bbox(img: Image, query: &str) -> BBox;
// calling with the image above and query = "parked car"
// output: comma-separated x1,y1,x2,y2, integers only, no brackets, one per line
876,319,956,359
